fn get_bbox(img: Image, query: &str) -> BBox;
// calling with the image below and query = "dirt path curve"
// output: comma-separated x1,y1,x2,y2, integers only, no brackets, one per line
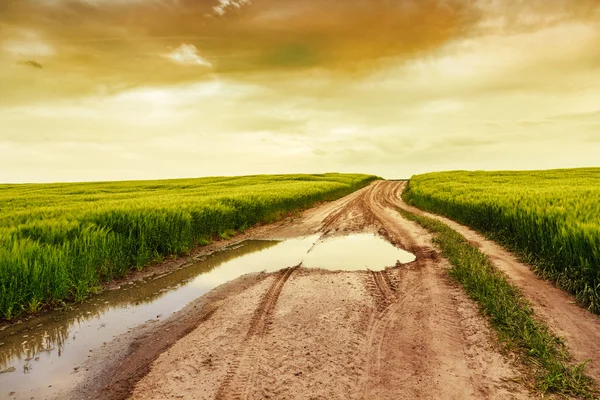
397,186,600,383
73,181,529,400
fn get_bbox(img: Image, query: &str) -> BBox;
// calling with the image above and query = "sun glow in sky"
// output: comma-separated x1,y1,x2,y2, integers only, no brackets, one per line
1,0,599,182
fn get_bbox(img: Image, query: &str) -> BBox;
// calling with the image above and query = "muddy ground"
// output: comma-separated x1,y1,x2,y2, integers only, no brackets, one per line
66,181,600,400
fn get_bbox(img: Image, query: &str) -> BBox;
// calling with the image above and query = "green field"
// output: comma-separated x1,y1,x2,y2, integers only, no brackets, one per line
403,168,600,313
0,173,377,320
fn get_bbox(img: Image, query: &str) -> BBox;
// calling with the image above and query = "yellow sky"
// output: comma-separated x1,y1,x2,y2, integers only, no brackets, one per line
1,0,599,182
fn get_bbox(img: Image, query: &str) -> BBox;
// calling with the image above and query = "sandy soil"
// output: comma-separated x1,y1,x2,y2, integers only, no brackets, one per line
70,181,533,400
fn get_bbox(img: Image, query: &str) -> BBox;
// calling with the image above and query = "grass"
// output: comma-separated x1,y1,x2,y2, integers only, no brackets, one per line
398,207,595,398
0,173,378,320
402,168,600,314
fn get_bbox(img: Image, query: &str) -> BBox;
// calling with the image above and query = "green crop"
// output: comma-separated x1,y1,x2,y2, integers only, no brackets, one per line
0,173,378,320
403,168,600,313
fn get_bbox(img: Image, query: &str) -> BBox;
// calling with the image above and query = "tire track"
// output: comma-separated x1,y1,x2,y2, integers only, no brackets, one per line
363,269,398,400
362,269,423,400
320,187,377,235
216,265,298,400
320,191,365,232
366,270,396,311
255,270,372,400
372,270,396,302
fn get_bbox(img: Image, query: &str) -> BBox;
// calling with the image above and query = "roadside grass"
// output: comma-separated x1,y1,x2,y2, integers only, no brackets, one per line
398,207,596,399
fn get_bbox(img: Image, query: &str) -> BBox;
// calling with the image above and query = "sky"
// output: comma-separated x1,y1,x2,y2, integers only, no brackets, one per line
1,0,599,182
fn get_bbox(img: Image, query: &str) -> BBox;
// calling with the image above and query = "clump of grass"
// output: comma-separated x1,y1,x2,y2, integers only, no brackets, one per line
398,208,596,399
219,229,238,240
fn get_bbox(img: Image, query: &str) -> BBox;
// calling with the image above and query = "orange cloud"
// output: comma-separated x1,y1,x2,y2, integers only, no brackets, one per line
0,0,481,103
1,0,599,105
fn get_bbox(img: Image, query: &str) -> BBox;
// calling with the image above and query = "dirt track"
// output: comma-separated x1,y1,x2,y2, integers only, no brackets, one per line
71,181,563,399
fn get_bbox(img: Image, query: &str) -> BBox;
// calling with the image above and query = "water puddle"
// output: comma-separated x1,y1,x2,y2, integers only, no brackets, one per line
0,234,414,399
304,234,415,270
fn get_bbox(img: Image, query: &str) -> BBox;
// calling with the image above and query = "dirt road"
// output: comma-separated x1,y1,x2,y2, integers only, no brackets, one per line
73,181,533,400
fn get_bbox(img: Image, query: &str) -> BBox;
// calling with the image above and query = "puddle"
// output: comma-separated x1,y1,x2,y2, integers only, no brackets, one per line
0,234,414,399
304,234,415,270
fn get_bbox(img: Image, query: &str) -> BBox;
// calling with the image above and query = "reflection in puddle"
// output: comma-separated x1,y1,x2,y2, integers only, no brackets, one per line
305,234,415,270
0,234,414,399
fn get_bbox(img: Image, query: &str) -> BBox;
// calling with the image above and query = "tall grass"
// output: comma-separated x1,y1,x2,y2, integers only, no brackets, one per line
0,173,378,320
402,168,600,313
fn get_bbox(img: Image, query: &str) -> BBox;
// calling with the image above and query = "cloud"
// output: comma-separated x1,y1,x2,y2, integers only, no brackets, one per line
0,0,482,105
213,0,251,16
416,100,465,115
553,109,600,122
163,44,212,67
2,33,55,57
